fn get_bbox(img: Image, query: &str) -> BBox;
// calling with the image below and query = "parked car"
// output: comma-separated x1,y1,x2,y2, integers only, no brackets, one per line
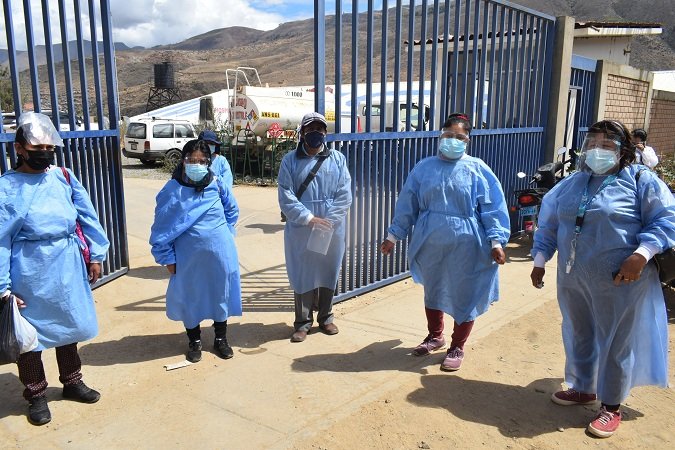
122,117,195,166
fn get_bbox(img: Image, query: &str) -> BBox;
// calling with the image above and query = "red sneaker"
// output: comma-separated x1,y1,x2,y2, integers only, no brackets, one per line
440,347,464,371
588,407,622,438
551,388,597,406
412,335,446,356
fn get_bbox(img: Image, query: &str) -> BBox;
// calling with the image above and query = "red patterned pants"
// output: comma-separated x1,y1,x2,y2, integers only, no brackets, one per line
16,343,83,400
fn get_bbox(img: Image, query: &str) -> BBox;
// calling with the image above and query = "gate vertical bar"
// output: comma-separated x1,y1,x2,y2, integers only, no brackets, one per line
314,0,326,114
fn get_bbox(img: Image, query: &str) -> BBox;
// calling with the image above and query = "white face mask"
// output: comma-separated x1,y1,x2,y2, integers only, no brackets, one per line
584,148,618,174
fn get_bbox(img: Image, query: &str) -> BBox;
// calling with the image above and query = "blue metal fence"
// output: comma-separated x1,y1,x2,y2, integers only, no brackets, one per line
1,0,128,286
570,54,598,151
315,0,556,302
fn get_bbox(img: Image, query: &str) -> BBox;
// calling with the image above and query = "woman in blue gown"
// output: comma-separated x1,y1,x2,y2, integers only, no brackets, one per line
0,112,110,425
531,120,674,438
381,113,510,372
198,129,233,189
150,140,241,363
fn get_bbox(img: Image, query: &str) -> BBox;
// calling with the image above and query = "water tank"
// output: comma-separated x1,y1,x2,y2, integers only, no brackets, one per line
154,62,175,89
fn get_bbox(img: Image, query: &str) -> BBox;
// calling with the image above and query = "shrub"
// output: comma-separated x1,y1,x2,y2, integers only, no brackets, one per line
654,153,675,192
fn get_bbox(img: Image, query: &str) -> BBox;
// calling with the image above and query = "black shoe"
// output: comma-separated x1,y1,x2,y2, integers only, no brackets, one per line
28,396,51,426
187,340,202,363
214,338,234,359
63,381,101,403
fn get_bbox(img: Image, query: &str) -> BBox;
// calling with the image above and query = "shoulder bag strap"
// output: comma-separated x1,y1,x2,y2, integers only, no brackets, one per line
295,151,329,200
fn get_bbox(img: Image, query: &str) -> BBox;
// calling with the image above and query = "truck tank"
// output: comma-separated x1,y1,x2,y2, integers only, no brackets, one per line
231,85,336,137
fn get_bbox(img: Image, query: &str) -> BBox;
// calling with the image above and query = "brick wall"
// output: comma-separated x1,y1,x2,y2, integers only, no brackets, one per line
648,91,675,155
604,74,649,130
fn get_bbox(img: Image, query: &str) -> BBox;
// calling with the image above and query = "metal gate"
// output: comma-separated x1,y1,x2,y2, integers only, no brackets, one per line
568,55,598,155
1,0,128,286
313,0,556,301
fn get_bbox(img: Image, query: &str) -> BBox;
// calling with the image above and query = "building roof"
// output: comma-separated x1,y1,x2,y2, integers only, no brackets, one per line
406,27,538,46
574,21,662,37
408,21,662,46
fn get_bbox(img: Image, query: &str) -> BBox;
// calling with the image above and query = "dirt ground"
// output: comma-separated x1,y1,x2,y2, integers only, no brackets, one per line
295,288,675,450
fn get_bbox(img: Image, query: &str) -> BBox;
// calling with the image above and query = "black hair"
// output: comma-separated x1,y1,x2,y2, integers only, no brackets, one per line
631,128,648,142
13,126,29,168
171,139,213,191
14,126,28,146
587,119,635,168
442,113,472,133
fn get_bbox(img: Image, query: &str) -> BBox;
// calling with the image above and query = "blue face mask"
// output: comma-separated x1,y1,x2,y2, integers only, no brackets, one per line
184,163,209,182
304,131,326,149
584,148,618,174
208,144,216,154
439,138,466,160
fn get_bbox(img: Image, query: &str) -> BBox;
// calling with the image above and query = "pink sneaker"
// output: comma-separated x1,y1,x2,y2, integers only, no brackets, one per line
588,407,622,438
412,335,446,356
551,388,597,406
440,347,464,371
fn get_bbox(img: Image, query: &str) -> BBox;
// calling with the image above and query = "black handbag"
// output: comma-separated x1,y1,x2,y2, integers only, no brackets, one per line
654,248,675,284
635,170,675,283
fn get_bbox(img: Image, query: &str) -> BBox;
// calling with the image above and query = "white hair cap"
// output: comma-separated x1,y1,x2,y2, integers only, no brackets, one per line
17,111,64,147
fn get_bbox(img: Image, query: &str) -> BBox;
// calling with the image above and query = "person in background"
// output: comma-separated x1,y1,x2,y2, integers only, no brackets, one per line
631,128,658,169
381,113,510,372
0,112,110,425
531,119,674,438
278,112,352,343
150,140,241,362
198,129,234,188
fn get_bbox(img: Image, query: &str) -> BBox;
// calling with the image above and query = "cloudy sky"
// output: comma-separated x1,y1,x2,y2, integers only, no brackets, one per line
1,0,387,50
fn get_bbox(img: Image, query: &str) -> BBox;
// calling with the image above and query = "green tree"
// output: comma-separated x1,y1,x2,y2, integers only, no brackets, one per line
0,66,14,112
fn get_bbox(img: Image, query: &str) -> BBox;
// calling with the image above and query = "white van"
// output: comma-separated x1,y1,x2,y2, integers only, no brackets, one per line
357,101,430,132
122,117,196,166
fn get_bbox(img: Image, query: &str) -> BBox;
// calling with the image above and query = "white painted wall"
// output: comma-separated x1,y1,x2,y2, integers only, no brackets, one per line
573,36,632,66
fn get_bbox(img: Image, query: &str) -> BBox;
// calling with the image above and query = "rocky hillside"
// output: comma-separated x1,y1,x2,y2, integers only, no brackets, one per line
112,1,674,116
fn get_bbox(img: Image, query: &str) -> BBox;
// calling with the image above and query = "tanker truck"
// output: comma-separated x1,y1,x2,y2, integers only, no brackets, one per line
229,84,336,137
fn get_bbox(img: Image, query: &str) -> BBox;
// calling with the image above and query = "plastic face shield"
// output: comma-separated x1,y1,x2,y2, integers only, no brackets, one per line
578,134,620,172
17,112,64,147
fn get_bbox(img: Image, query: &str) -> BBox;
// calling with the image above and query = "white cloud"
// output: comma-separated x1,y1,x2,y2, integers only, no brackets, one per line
0,0,287,50
109,0,286,47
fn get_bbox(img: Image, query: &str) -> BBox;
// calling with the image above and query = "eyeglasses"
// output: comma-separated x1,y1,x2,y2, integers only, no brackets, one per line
440,132,470,142
184,157,209,165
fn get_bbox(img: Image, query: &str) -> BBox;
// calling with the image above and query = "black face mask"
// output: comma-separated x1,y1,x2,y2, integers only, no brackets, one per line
21,149,55,170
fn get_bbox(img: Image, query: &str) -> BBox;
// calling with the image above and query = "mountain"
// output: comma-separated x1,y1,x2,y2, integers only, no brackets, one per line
510,0,675,70
4,1,672,116
0,41,141,70
157,26,262,51
112,1,673,115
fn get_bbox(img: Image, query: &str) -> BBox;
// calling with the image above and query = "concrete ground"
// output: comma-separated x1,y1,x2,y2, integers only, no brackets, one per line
0,179,671,449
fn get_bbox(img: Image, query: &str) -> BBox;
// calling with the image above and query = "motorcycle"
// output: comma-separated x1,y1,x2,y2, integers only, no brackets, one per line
512,147,569,239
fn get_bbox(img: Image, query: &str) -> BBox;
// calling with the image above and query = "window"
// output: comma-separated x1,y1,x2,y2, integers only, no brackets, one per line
361,105,381,116
126,123,147,139
175,124,194,138
153,124,173,138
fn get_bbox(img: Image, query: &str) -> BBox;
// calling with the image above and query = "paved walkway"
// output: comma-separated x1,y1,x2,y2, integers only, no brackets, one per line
0,179,558,448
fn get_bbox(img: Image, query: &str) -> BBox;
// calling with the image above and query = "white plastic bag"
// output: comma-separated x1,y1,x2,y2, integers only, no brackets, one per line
11,295,38,354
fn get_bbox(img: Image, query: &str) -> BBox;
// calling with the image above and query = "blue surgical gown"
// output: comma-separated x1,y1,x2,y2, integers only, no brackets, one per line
0,168,110,350
211,155,233,189
278,148,352,294
533,165,674,404
149,177,242,329
388,155,511,323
